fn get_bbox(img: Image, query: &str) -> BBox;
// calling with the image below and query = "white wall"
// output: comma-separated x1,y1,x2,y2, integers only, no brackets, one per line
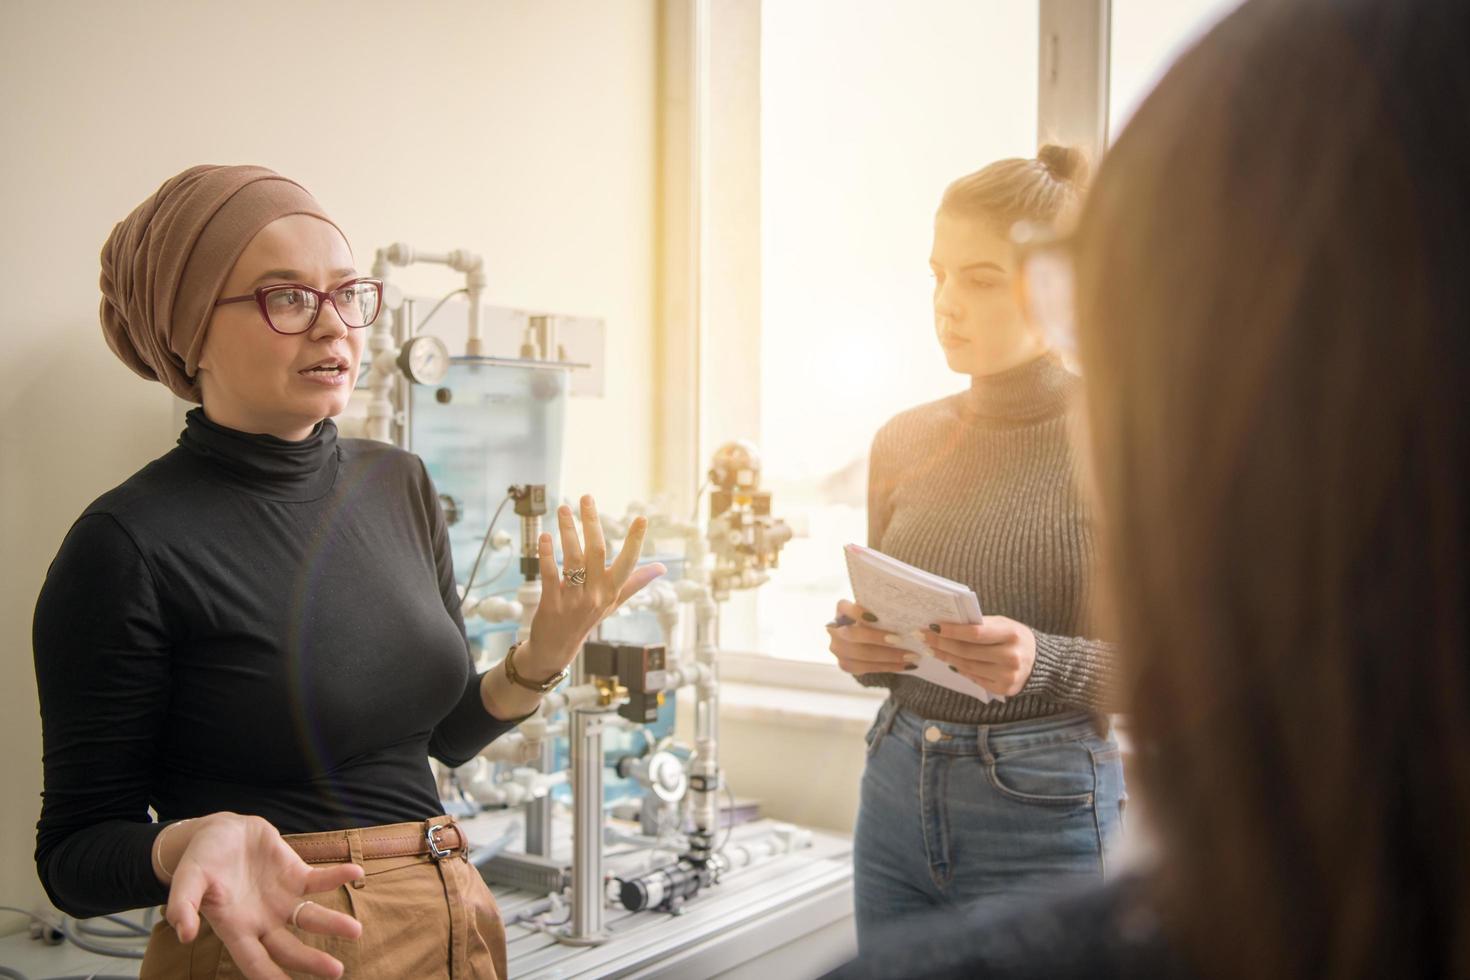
0,0,659,933
717,707,872,835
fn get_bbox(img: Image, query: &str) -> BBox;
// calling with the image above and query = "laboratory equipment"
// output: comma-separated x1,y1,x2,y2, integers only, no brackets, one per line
335,238,849,973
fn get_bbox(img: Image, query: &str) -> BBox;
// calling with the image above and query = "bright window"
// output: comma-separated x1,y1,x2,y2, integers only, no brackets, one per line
752,0,1040,662
1109,0,1244,132
742,0,1249,667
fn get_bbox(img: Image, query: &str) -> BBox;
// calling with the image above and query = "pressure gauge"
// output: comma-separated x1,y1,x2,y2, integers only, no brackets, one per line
397,335,450,385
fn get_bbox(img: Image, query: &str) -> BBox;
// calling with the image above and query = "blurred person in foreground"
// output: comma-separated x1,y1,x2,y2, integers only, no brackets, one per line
828,0,1470,976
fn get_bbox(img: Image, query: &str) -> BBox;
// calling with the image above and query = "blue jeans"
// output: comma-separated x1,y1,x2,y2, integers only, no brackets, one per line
852,698,1126,949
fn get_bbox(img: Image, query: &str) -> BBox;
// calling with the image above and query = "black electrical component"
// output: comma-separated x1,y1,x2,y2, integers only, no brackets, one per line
582,640,667,723
615,858,712,913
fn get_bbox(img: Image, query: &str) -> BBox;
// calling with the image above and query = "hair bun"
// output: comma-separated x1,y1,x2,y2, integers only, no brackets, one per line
1037,144,1088,185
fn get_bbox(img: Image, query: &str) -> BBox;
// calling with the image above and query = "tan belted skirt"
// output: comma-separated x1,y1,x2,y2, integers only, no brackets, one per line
139,817,506,979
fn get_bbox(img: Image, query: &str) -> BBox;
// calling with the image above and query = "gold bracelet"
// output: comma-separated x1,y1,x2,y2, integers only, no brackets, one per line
153,819,192,884
504,642,569,694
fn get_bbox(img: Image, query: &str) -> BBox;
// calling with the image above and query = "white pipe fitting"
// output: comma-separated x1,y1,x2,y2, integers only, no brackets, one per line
539,682,607,718
476,596,523,624
478,732,542,765
365,302,398,444
516,579,541,643
509,766,568,801
372,242,487,357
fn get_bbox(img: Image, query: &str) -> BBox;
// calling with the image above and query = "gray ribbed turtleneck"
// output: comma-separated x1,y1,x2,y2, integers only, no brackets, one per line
858,352,1115,723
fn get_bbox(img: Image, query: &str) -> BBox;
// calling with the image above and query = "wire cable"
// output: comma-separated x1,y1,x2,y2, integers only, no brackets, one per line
2,906,151,972
0,906,53,930
470,551,514,593
463,493,513,594
689,478,710,522
60,918,144,960
716,775,736,857
411,287,469,337
74,914,149,939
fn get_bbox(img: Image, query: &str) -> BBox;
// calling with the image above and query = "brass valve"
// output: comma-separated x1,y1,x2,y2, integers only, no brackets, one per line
593,676,629,707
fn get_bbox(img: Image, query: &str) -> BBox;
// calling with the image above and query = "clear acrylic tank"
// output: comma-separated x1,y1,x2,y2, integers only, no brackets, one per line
410,358,678,804
410,358,568,650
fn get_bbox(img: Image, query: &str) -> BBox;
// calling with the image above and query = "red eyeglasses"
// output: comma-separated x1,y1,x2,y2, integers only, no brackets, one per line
214,278,384,336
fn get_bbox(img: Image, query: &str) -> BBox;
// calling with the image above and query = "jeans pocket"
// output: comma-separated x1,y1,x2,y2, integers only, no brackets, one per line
986,738,1096,806
1089,736,1128,840
863,705,890,758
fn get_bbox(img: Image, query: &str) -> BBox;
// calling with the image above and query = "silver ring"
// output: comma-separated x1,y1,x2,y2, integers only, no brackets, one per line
290,899,314,929
562,566,587,586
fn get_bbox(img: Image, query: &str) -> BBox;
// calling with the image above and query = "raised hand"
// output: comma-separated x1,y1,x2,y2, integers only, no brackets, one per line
517,494,667,678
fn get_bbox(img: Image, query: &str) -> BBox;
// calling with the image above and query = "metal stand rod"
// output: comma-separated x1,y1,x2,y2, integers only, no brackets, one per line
570,708,599,940
525,739,555,857
558,635,610,947
687,597,721,862
515,574,549,856
569,706,606,941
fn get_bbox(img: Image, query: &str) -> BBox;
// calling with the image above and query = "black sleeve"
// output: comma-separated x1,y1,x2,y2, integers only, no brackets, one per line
33,514,172,918
417,461,524,767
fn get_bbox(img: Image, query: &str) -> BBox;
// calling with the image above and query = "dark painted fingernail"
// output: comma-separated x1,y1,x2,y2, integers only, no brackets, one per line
948,665,960,673
826,614,856,628
861,612,878,623
929,623,941,633
903,664,918,671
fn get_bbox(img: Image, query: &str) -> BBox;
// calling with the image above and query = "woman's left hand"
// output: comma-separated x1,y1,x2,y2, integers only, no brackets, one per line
922,616,1037,697
518,494,667,677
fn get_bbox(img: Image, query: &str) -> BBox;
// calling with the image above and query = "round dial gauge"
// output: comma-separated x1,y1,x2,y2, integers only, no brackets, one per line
397,335,451,385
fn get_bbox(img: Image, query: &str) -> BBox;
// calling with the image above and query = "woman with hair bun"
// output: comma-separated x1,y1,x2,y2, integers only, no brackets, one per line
825,145,1125,947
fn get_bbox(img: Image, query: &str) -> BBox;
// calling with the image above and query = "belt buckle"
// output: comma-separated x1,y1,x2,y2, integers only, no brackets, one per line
426,822,453,861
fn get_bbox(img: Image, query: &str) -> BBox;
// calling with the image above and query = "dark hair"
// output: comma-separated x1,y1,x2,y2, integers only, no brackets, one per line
1074,0,1470,977
939,144,1089,231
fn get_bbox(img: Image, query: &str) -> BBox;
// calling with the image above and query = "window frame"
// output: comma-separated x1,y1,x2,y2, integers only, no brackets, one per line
661,1,1112,683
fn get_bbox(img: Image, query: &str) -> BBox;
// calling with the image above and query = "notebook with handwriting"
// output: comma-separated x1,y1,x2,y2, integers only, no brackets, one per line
844,543,999,704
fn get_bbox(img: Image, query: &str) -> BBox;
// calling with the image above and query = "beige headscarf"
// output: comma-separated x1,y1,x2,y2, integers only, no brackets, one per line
99,165,344,402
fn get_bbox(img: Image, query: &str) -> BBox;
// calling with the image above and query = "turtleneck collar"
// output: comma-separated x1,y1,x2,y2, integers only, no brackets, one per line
178,407,340,502
961,350,1077,424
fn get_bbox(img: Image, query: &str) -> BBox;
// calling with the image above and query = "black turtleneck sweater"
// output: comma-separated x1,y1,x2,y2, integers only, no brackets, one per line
32,409,517,918
859,353,1116,723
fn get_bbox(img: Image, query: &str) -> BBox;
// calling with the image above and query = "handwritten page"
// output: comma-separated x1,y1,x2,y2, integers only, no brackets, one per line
844,544,998,704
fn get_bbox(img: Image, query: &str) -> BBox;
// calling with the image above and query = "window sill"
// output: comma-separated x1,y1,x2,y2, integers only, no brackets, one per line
717,680,884,736
718,650,886,695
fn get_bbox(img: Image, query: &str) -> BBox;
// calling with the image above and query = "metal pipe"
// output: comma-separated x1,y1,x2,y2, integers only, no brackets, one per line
557,640,612,947
687,593,721,863
364,286,399,445
568,706,606,941
525,738,555,857
478,732,539,765
371,242,487,357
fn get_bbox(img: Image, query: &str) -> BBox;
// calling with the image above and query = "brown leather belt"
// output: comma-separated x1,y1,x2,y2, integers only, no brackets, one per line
285,819,467,865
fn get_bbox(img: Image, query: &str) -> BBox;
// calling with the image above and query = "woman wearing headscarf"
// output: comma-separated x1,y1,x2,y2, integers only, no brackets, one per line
33,165,663,979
